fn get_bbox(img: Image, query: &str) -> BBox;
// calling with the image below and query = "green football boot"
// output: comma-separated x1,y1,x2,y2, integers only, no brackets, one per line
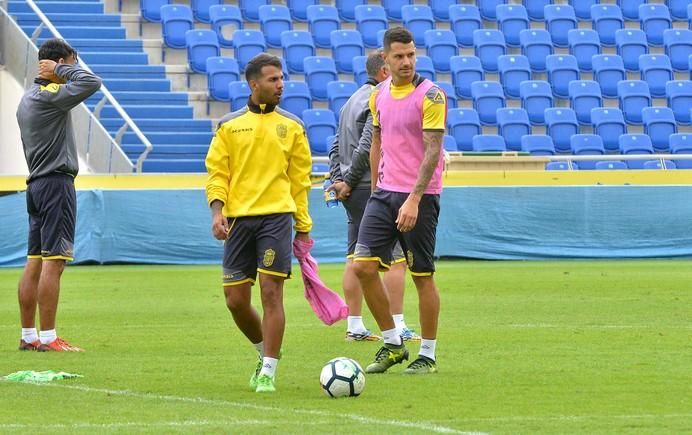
255,374,276,393
364,343,409,374
403,355,438,374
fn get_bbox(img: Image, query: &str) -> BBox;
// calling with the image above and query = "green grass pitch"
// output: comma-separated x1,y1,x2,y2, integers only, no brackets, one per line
1,261,691,434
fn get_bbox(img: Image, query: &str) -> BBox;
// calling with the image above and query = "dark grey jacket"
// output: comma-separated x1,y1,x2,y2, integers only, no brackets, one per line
16,63,102,182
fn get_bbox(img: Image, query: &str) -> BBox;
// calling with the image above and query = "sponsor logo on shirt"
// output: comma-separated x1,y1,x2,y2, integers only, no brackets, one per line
231,127,253,134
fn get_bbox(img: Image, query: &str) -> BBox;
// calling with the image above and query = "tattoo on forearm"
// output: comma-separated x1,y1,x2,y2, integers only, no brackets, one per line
413,131,443,196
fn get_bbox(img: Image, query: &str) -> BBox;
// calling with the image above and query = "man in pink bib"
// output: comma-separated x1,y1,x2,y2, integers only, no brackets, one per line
352,27,447,375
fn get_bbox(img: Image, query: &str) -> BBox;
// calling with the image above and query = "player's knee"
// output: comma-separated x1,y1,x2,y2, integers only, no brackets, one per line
352,261,379,280
223,287,249,312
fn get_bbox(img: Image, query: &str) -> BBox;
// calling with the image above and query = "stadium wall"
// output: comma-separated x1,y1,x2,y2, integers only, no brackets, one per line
0,70,29,175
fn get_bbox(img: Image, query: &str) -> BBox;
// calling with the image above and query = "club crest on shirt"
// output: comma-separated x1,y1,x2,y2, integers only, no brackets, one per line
263,248,276,267
425,87,446,105
276,124,287,139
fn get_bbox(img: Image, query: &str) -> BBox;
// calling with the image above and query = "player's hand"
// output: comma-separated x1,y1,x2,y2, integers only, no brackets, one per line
212,212,229,240
38,60,58,81
294,231,310,243
396,195,420,232
329,181,352,201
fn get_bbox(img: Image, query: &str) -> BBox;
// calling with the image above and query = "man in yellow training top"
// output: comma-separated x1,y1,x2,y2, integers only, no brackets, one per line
205,53,313,394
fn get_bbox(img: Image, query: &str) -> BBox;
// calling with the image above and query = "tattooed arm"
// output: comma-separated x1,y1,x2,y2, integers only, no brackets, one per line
369,125,381,193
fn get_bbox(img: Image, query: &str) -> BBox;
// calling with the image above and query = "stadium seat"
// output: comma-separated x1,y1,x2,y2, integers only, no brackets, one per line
303,56,338,101
287,0,318,22
232,30,266,71
519,29,553,72
228,81,250,111
473,29,507,73
496,108,531,151
382,0,412,21
185,29,220,73
618,0,644,21
619,134,654,169
524,0,550,21
429,0,454,20
591,107,627,153
141,0,169,22
354,5,387,48
642,106,676,152
590,4,624,46
206,56,240,101
239,0,269,23
642,159,676,170
258,5,292,48
280,81,313,118
209,5,242,48
443,134,458,152
545,108,579,153
663,29,692,72
352,55,367,86
471,81,506,125
639,3,672,46
521,134,556,155
496,4,529,47
416,56,436,82
545,54,579,99
281,31,315,74
306,5,340,49
617,80,651,124
303,109,337,155
449,5,481,47
327,81,358,120
639,54,673,98
689,54,692,80
335,0,366,22
160,4,193,49
402,5,435,46
665,81,692,124
568,29,601,71
670,133,692,169
668,0,689,20
545,161,572,170
594,160,627,170
544,4,577,47
569,0,596,21
615,29,648,71
425,30,459,73
497,54,531,99
570,134,605,170
472,135,507,152
446,108,481,151
592,54,626,98
435,81,457,109
450,56,484,99
376,29,387,48
479,0,505,21
520,80,553,125
191,0,221,23
569,80,603,125
330,30,364,73
312,162,330,173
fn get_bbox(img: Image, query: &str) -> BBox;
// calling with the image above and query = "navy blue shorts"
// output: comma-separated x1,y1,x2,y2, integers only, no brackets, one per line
354,189,440,275
222,213,292,286
26,173,76,261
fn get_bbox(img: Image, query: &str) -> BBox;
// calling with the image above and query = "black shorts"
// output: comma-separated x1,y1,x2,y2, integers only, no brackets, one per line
222,213,292,286
26,173,76,261
343,188,404,263
354,189,440,275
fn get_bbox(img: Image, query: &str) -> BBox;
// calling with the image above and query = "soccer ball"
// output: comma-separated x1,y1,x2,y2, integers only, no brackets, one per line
319,357,365,398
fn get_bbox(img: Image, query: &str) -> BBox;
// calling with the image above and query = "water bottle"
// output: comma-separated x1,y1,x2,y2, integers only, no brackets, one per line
323,178,339,208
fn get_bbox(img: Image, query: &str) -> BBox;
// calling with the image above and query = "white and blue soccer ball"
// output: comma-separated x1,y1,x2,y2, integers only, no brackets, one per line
319,357,365,398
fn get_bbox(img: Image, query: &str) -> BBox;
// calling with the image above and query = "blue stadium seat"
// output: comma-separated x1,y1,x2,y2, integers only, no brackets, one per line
435,81,457,109
425,30,459,73
569,80,602,125
443,134,458,152
471,81,506,125
663,29,692,72
160,4,193,49
642,106,676,152
327,81,358,120
670,133,692,169
312,162,330,173
545,161,572,170
473,29,507,73
690,54,692,80
668,0,689,20
376,29,387,48
228,81,250,111
544,4,577,47
287,0,318,22
568,29,601,71
545,108,579,153
281,31,315,74
382,0,412,21
335,0,366,22
570,134,605,169
524,0,550,21
239,0,269,23
520,81,553,125
639,54,673,98
594,161,628,170
590,4,624,46
417,56,437,82
209,5,242,48
354,5,387,48
521,134,556,155
496,4,529,47
615,29,648,71
618,80,651,124
330,30,364,73
259,5,292,48
639,3,672,46
306,6,340,49
206,57,239,101
352,56,367,86
591,107,626,153
643,159,676,170
450,55,484,99
141,0,169,22
402,5,435,46
618,0,644,21
666,81,692,124
304,56,338,101
619,134,654,169
280,81,313,118
449,5,481,47
447,108,481,151
545,54,578,99
496,108,531,151
280,58,290,81
303,109,337,155
473,135,507,152
479,0,505,21
429,0,454,20
186,29,220,73
232,30,266,71
592,54,626,98
519,29,553,72
497,54,531,99
192,0,221,23
569,0,596,21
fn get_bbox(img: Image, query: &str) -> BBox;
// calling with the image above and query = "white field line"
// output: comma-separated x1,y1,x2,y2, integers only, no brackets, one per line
454,413,692,424
0,419,272,430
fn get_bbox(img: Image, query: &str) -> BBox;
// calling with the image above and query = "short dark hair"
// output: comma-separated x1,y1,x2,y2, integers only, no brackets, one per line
38,39,77,62
366,49,385,78
245,53,283,82
383,27,414,52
